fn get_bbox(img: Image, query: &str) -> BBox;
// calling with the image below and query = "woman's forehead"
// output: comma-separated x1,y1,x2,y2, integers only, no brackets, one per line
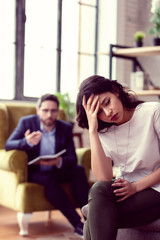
99,91,114,98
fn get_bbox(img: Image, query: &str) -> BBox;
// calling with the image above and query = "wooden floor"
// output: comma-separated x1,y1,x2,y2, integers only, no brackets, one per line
0,205,83,240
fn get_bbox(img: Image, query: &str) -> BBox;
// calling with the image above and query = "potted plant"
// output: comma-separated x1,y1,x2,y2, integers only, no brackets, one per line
148,0,160,46
134,31,146,47
55,92,76,124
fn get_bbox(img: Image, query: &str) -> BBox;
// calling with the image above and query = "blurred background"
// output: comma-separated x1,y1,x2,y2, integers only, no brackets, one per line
1,0,159,103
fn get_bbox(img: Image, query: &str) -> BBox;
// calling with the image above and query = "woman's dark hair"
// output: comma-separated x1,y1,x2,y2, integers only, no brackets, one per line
76,75,143,131
37,94,59,108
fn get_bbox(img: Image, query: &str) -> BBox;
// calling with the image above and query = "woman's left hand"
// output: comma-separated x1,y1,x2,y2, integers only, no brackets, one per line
112,178,137,202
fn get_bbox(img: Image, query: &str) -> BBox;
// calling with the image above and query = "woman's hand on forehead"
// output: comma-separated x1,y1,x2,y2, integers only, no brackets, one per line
83,94,99,109
82,94,100,133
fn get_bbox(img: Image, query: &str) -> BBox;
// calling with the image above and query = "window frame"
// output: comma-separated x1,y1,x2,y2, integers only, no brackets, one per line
1,0,99,101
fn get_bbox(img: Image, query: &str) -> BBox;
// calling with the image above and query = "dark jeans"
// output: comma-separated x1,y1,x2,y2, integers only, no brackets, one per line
28,164,90,228
84,181,160,240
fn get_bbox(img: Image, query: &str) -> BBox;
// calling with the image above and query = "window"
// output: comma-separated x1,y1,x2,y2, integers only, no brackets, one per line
0,0,15,99
24,0,58,97
61,0,97,101
0,0,117,102
97,0,117,79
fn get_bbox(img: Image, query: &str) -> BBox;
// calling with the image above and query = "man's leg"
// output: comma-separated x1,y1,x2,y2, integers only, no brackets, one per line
70,165,90,208
54,165,89,237
53,165,90,208
28,167,81,228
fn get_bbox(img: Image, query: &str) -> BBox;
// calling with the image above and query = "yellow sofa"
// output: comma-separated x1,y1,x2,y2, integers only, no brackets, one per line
0,101,91,236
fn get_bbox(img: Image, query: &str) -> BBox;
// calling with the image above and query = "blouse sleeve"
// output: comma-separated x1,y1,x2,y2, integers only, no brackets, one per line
153,104,160,140
98,133,112,158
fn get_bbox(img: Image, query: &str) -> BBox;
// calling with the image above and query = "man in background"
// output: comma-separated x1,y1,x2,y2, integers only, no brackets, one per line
5,93,89,237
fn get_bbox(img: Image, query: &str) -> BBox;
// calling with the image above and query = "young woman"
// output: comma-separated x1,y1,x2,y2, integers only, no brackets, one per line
76,75,160,240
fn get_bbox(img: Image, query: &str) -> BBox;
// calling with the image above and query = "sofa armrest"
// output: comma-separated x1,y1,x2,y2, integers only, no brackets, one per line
76,148,91,181
0,149,28,182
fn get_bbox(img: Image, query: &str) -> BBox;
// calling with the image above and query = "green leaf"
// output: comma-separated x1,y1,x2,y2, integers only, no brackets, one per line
55,92,76,122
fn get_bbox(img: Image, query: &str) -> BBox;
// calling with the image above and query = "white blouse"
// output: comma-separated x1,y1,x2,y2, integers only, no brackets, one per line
98,102,160,192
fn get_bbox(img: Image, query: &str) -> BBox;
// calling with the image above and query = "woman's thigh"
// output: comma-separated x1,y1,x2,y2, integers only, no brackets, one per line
117,188,160,228
88,182,160,228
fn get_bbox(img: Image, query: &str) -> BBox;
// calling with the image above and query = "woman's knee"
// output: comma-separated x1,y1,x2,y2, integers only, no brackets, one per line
89,181,113,199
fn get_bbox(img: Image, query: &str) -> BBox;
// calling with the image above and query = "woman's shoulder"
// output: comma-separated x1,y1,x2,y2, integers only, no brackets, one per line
134,102,160,122
136,102,160,112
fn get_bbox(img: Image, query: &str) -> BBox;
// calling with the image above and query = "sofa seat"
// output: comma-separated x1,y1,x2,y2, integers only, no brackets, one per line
117,219,160,240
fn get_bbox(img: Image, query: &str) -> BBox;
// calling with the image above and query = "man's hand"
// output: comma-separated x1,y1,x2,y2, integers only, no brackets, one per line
112,178,137,202
40,157,61,166
25,129,42,145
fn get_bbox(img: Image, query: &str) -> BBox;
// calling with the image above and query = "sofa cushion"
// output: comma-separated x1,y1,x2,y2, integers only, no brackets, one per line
134,218,160,231
117,229,160,240
117,219,160,240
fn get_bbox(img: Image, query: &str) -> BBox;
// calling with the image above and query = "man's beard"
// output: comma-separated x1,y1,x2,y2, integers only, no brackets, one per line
42,118,55,127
